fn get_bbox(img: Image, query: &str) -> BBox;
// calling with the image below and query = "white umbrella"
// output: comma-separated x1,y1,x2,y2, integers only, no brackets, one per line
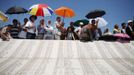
89,17,108,28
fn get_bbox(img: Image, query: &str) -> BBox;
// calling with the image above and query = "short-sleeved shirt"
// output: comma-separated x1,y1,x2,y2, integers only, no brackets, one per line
25,21,36,33
10,25,20,38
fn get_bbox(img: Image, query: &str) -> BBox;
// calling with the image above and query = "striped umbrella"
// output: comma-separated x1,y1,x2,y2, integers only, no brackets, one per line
29,4,53,17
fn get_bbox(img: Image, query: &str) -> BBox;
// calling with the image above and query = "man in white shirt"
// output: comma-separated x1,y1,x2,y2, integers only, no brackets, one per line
25,15,37,39
18,18,28,39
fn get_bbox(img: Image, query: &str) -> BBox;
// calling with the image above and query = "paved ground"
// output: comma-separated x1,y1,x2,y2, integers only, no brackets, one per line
0,39,134,75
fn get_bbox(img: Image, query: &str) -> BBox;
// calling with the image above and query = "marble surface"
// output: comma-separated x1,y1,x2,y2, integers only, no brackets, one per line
0,39,134,75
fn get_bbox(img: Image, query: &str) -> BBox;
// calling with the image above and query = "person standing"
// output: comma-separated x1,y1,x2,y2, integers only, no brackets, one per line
67,27,79,40
68,22,75,32
25,15,37,39
132,19,134,31
126,20,134,40
37,19,46,39
67,22,78,40
75,22,85,39
97,28,102,37
113,24,121,34
44,20,54,39
9,19,21,39
90,19,99,40
54,17,62,40
19,18,28,39
79,23,93,42
59,22,67,40
121,23,126,34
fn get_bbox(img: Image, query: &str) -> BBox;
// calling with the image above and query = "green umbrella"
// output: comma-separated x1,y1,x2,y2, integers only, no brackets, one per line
73,19,89,27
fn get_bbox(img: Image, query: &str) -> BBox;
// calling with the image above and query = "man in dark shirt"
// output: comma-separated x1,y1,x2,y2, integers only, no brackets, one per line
132,19,134,31
126,20,134,40
67,22,75,32
9,19,21,39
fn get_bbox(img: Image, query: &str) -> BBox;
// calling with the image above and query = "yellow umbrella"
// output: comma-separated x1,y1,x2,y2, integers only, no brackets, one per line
55,7,75,22
0,11,8,22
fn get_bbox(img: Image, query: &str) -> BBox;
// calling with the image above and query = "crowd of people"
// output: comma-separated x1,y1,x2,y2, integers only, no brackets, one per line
0,15,134,42
104,20,134,40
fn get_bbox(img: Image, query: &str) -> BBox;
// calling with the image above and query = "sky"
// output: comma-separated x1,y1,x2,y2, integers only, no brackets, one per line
0,0,134,31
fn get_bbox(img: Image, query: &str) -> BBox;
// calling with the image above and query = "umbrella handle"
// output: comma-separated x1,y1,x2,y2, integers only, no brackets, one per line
62,17,65,22
62,10,66,22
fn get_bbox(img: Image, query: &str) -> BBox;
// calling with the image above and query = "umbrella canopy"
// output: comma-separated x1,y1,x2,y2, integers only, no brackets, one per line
113,33,131,43
85,9,106,19
113,33,131,39
89,17,108,28
74,19,89,27
29,4,53,17
0,11,8,22
5,6,28,14
55,7,75,18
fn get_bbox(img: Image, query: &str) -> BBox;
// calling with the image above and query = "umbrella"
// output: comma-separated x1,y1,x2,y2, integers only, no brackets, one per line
85,9,106,19
113,33,131,43
55,7,75,22
5,6,28,14
29,4,53,17
0,11,8,22
113,33,131,39
95,17,108,28
74,19,89,27
89,17,108,28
